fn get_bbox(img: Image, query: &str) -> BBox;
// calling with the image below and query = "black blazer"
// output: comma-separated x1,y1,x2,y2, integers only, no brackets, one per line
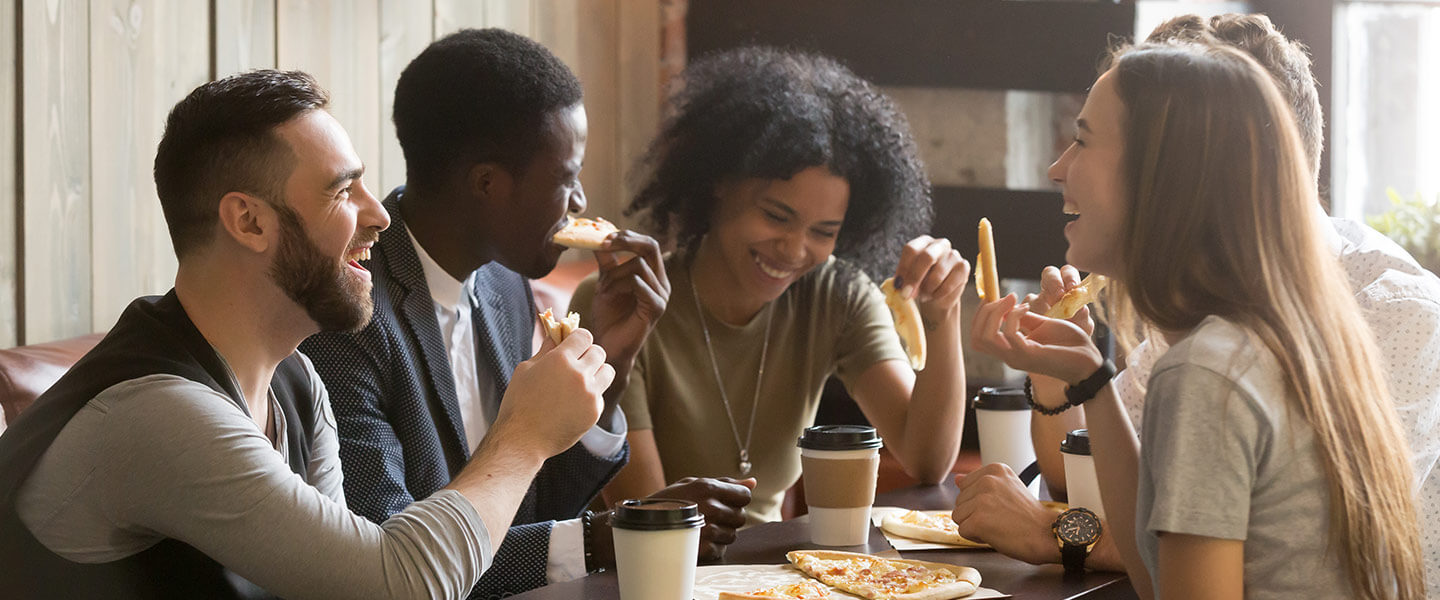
300,188,626,597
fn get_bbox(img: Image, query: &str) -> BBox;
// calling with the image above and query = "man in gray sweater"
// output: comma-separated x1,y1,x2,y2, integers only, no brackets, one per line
0,69,613,599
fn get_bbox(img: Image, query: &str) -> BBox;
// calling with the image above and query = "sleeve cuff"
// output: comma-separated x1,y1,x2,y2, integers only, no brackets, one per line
546,518,587,583
580,408,627,458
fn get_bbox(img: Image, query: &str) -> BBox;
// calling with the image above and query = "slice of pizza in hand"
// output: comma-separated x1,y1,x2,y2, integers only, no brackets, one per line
552,216,619,250
537,307,580,345
1044,273,1108,319
788,550,981,600
718,580,834,600
880,510,986,548
881,278,926,371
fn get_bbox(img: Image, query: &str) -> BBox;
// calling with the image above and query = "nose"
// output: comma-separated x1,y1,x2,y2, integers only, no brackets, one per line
776,227,807,265
1047,144,1073,186
357,180,390,232
568,180,587,214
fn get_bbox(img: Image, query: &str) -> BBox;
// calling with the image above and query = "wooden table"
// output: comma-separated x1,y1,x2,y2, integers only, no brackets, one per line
510,482,1137,599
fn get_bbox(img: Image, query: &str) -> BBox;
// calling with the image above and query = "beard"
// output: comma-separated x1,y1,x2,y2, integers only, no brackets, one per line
268,202,375,333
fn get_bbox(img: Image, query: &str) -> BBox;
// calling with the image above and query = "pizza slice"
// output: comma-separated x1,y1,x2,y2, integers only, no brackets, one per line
787,550,981,600
879,510,985,548
880,278,926,371
718,580,834,600
537,307,580,344
1045,273,1108,319
553,216,619,250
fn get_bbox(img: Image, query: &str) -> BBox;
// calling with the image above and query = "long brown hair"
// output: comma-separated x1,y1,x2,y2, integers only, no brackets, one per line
1111,43,1423,599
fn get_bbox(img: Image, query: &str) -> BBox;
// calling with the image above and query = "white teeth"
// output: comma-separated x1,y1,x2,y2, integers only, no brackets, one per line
1063,207,1080,215
350,248,371,262
361,248,370,261
754,256,794,279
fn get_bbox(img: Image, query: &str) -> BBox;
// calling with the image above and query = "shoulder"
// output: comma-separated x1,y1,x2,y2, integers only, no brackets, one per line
1149,318,1284,420
1333,218,1440,310
792,256,880,307
88,375,259,451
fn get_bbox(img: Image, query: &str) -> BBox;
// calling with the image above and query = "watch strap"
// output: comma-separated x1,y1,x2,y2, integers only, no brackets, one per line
1064,359,1116,407
1061,540,1089,575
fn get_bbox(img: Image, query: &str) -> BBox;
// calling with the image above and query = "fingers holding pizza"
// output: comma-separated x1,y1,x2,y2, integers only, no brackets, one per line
893,235,971,322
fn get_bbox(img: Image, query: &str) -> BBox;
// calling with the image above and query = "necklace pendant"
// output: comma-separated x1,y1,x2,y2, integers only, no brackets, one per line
739,450,752,477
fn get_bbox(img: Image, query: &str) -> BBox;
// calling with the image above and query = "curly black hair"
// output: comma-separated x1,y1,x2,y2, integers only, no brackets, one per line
627,47,933,282
393,28,582,191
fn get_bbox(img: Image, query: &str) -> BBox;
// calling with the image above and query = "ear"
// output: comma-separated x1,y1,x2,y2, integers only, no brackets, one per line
217,192,275,254
467,162,516,206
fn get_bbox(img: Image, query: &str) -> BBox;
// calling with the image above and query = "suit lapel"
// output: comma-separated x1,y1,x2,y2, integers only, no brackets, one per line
379,192,472,460
471,265,519,396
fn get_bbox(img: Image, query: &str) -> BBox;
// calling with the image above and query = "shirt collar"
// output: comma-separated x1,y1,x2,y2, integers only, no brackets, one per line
406,226,470,312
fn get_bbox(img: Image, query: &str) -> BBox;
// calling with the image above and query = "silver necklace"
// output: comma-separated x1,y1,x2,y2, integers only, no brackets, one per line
689,264,772,477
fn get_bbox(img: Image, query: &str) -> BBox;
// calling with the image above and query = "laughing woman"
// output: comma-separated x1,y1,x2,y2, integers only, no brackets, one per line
970,42,1423,599
569,47,971,524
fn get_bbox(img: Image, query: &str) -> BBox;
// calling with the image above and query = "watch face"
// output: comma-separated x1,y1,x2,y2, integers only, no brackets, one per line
1056,508,1101,546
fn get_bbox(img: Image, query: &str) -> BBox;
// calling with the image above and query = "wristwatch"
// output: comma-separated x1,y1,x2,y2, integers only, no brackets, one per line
1052,507,1102,575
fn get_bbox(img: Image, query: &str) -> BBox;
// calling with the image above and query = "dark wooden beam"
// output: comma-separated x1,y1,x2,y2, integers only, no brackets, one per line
931,186,1068,280
686,0,1136,93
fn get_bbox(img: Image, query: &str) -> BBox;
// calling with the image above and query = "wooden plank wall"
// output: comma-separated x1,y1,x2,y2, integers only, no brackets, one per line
4,0,662,345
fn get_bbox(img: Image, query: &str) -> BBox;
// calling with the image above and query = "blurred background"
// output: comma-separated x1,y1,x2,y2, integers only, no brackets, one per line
2,0,1436,352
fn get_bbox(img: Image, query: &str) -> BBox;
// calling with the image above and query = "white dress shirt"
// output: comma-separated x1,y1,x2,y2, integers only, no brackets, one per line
1113,218,1440,592
408,230,625,584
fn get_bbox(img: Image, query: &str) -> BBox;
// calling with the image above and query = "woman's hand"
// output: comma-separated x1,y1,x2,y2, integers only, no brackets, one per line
970,294,1103,389
1025,265,1096,336
894,235,971,323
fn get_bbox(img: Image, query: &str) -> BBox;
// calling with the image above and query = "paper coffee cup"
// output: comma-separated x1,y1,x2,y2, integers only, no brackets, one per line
610,499,704,600
1061,429,1104,520
973,387,1039,495
797,425,883,546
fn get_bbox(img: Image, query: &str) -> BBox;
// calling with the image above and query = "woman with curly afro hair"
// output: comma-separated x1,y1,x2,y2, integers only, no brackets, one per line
570,47,972,524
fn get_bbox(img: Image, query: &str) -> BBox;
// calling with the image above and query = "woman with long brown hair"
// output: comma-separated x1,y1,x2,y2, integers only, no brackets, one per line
971,41,1423,599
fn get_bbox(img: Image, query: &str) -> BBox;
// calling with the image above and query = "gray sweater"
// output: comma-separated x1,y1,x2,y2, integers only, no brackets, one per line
16,358,493,600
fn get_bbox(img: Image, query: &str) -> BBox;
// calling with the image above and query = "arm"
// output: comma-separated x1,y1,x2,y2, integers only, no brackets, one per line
1156,533,1244,600
848,236,972,484
601,428,668,506
571,230,670,421
1023,265,1095,497
950,462,1125,571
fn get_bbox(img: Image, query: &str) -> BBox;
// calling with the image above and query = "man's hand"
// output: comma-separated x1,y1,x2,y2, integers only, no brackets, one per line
492,328,613,460
587,230,670,369
951,463,1062,565
592,476,754,567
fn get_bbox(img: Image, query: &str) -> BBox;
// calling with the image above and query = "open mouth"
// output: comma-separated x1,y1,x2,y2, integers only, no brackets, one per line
752,252,797,280
346,247,372,271
1062,206,1080,224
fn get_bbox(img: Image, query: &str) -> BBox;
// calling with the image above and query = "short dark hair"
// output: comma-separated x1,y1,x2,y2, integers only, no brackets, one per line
1146,13,1324,180
628,47,932,282
153,69,329,258
392,28,583,191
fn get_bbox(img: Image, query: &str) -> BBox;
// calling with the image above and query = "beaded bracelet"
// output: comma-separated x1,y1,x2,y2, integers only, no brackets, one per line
581,510,598,573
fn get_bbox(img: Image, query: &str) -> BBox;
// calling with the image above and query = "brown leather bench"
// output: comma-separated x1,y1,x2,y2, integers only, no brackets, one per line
0,334,104,434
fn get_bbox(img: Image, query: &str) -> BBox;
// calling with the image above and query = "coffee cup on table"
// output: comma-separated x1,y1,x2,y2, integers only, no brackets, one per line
1060,429,1104,519
610,499,705,600
972,386,1040,495
797,424,883,546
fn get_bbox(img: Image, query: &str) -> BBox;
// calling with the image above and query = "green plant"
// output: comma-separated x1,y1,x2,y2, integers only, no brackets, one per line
1366,188,1440,274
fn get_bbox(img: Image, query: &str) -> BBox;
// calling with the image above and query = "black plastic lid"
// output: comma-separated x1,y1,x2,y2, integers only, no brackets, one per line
972,386,1029,411
609,499,705,531
796,425,883,451
1060,429,1091,455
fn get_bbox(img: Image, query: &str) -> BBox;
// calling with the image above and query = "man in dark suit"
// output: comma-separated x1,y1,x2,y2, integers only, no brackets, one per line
300,29,753,597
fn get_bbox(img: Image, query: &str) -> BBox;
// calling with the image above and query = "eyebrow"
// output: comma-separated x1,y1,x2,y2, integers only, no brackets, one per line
325,166,364,192
761,197,844,227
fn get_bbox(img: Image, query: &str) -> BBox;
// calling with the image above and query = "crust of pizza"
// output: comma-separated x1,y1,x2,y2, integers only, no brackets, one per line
879,510,985,548
537,307,580,344
553,217,619,250
1044,273,1108,319
880,278,926,371
787,550,980,600
718,580,834,600
976,218,1000,302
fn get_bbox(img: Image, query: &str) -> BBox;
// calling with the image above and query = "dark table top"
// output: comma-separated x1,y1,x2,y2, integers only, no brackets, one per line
510,482,1137,599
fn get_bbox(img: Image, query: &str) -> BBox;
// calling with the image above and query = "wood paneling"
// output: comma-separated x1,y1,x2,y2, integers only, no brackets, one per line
0,0,15,346
434,0,487,37
575,0,622,220
89,0,208,331
686,0,1135,93
23,0,91,343
378,0,432,196
616,0,662,218
277,0,382,192
214,0,276,76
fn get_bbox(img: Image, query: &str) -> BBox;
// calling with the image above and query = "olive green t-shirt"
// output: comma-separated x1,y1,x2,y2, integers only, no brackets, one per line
570,255,906,523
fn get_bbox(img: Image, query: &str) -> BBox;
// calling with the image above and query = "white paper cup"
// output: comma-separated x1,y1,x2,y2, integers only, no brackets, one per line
1061,429,1104,520
798,425,883,546
610,499,704,600
973,387,1039,495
